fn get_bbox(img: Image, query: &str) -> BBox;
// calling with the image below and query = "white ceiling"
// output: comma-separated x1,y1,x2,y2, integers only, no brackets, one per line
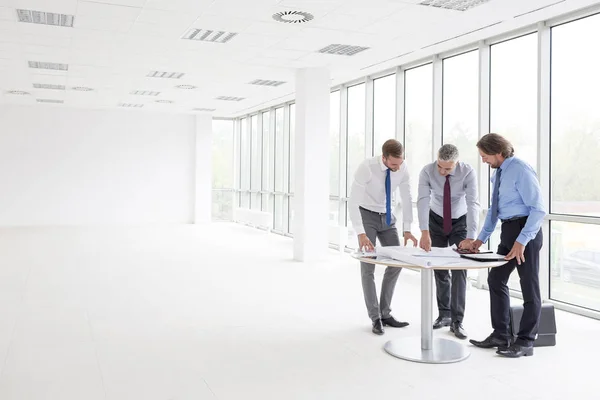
0,0,598,117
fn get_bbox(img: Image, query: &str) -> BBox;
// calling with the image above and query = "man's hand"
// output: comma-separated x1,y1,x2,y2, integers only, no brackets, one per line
458,239,474,250
470,239,484,253
358,234,374,252
419,231,431,252
505,241,526,265
404,231,418,247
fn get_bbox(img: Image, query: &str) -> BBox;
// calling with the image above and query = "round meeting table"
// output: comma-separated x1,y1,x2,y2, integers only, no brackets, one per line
353,251,507,364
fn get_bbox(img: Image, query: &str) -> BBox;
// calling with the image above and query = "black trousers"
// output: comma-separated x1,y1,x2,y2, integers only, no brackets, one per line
429,211,467,323
488,217,543,347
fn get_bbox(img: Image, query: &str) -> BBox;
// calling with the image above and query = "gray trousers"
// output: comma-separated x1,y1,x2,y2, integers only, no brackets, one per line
429,211,467,323
359,207,402,322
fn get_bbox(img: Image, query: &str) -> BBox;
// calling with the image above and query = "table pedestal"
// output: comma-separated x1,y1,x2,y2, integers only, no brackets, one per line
383,268,470,364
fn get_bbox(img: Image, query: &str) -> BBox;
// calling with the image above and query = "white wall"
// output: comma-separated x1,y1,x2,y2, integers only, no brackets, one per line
0,105,196,226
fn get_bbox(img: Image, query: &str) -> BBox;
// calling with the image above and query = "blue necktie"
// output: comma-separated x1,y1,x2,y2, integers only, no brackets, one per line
385,168,391,226
491,168,502,221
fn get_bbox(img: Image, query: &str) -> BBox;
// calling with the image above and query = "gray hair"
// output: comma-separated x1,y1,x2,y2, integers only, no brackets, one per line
438,144,459,162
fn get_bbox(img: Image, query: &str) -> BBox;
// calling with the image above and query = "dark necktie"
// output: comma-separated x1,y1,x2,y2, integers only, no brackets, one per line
443,175,451,235
385,168,391,226
491,169,502,221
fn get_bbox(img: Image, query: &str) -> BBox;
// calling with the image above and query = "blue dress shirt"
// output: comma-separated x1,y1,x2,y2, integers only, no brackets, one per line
477,156,546,246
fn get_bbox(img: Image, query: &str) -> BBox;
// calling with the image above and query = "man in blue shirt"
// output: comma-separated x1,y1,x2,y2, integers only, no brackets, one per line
463,133,546,358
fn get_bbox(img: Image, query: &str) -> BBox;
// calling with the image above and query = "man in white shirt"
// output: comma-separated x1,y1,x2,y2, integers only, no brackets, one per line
417,144,480,340
349,139,417,335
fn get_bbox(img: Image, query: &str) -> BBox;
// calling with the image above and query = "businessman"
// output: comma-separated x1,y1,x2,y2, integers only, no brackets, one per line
465,133,546,358
417,144,479,340
349,139,418,335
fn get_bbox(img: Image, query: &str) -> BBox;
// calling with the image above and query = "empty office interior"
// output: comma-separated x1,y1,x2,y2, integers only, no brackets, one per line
1,0,600,399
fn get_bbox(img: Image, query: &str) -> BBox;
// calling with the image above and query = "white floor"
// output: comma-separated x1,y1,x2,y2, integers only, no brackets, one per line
0,223,598,400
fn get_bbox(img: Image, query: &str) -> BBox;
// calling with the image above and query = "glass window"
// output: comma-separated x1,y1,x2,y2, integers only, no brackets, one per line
373,74,396,157
289,104,296,194
261,112,271,212
490,34,538,170
442,50,479,171
274,108,285,192
346,83,366,197
405,64,433,196
330,91,341,197
551,15,600,217
239,118,250,208
250,115,261,210
550,221,600,311
211,120,234,220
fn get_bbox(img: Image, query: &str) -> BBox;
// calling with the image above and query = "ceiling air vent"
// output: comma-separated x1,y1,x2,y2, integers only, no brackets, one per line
147,71,184,79
6,90,30,95
182,29,238,43
418,0,491,11
318,44,369,56
33,83,65,90
131,90,160,96
17,9,74,27
249,79,286,87
37,99,64,104
71,86,94,91
272,11,314,24
216,96,245,101
119,103,144,108
28,61,68,71
193,108,216,112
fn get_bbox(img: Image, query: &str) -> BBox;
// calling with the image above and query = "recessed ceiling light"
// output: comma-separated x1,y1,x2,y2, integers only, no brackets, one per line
419,0,491,11
175,85,197,90
272,11,314,24
131,90,160,96
71,86,94,92
249,79,287,87
193,108,216,112
155,100,174,104
33,83,65,90
6,90,30,95
216,96,245,101
28,61,68,71
119,103,144,108
17,9,74,27
147,71,185,79
37,99,64,104
318,44,369,56
182,29,238,43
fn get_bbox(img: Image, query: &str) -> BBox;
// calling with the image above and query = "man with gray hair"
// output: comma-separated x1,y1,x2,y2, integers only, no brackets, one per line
417,144,480,339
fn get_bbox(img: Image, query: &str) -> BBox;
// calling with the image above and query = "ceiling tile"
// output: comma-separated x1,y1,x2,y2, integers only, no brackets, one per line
136,8,198,26
84,0,147,7
0,6,14,20
188,14,255,32
144,0,214,13
11,0,78,14
74,15,134,32
77,1,142,20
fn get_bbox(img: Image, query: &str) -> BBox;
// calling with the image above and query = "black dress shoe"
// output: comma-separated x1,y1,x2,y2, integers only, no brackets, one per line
496,343,533,358
450,321,467,340
433,316,451,329
469,335,511,349
381,316,409,328
372,319,384,335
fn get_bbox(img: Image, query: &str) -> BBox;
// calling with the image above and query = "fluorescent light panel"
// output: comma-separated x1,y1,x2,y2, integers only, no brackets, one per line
28,61,68,71
6,90,30,95
318,44,370,56
155,100,174,104
216,96,245,101
193,108,216,112
17,9,74,27
37,99,64,104
182,29,238,43
419,0,491,11
147,71,184,79
33,83,65,90
119,103,144,108
71,86,94,91
249,79,286,87
131,90,160,96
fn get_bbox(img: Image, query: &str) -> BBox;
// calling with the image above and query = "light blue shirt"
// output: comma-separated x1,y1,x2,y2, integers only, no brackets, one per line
477,156,546,246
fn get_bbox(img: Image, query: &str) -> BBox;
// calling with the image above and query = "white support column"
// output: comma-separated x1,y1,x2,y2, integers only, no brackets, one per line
476,41,491,289
537,22,551,301
293,68,330,262
432,55,443,158
365,76,374,157
194,114,213,224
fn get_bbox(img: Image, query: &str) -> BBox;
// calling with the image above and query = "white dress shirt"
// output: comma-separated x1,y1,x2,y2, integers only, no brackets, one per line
416,161,480,239
348,156,413,235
